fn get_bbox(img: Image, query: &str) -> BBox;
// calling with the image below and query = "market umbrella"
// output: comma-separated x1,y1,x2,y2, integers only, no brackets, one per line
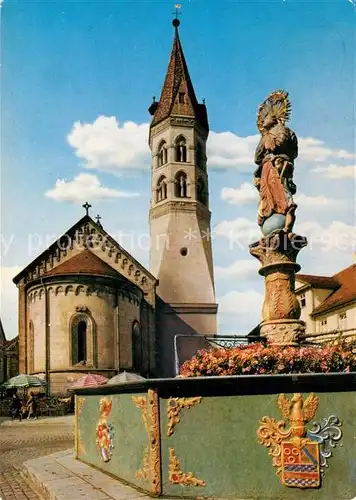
107,371,146,385
69,373,108,389
1,374,47,390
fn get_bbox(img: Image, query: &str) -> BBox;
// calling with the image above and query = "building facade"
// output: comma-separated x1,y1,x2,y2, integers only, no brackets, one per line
295,264,356,343
0,318,19,385
13,20,218,392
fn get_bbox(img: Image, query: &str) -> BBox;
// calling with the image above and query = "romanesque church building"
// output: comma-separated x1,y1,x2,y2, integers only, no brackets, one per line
13,20,217,394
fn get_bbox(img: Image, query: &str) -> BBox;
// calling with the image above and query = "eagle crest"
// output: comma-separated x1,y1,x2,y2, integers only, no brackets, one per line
278,393,319,424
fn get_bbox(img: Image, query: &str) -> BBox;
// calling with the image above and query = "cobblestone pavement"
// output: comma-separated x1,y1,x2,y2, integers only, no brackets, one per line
0,417,74,500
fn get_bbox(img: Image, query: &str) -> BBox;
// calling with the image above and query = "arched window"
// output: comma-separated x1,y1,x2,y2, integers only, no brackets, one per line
77,321,87,363
71,313,96,366
28,321,34,373
197,178,206,205
157,141,168,167
156,175,168,202
196,143,203,169
132,321,142,373
175,136,187,162
175,171,188,198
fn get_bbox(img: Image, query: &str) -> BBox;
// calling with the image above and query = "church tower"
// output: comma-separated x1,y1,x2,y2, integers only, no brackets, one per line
148,18,217,373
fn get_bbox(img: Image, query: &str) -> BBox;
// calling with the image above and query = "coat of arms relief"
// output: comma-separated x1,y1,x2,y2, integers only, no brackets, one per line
257,393,342,488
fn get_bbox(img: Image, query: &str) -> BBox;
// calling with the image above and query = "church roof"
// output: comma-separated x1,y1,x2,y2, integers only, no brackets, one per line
13,215,157,287
44,249,121,279
150,22,208,131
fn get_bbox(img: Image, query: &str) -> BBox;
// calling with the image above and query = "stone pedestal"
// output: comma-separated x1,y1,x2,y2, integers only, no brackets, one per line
249,231,307,345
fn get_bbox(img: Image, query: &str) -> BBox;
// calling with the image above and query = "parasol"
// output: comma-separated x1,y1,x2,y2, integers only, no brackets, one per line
107,371,146,385
69,373,108,389
1,374,47,390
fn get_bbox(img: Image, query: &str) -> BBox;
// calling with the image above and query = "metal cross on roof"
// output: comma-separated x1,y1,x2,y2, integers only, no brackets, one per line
83,202,92,216
173,3,182,20
95,214,102,227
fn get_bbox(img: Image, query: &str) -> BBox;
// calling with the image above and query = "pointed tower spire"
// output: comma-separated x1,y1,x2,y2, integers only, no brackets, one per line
149,19,208,131
148,17,217,376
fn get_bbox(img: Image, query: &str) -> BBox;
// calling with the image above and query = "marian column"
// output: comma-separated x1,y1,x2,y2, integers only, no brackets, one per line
249,90,307,345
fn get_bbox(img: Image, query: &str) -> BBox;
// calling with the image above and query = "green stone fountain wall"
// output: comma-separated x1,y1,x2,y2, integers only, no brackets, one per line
74,373,356,499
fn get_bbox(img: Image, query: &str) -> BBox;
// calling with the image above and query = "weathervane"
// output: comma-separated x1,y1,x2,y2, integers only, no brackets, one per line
83,202,92,216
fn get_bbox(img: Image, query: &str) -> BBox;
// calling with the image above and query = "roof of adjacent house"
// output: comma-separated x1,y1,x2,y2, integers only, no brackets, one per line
44,249,121,279
296,264,356,316
0,336,18,351
296,274,339,290
150,23,208,130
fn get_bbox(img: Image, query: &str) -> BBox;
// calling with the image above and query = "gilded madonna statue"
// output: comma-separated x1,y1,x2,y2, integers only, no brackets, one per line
254,90,298,236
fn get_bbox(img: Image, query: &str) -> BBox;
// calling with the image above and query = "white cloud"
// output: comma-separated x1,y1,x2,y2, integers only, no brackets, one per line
215,217,260,248
218,289,263,318
207,132,258,168
298,220,356,253
66,116,354,175
67,116,151,172
215,259,259,280
312,164,355,179
220,182,258,205
45,173,140,203
298,138,355,163
220,182,340,209
0,266,22,340
294,193,340,207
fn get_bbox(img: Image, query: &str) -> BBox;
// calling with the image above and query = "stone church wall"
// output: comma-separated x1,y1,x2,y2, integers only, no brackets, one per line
118,294,140,370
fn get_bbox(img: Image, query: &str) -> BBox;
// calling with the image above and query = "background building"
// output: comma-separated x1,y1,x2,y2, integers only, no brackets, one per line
0,318,19,385
295,264,356,343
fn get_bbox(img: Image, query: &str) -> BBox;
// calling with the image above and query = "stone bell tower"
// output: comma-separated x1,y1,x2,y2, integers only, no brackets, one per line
148,18,217,374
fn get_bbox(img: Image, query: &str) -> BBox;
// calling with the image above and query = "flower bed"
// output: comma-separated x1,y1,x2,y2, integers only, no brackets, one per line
180,341,356,377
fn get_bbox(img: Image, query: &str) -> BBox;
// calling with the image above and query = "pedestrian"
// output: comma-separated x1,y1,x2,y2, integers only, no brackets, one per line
10,393,22,421
27,391,37,420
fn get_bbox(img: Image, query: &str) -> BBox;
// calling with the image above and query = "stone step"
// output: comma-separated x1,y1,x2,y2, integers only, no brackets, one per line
23,450,150,500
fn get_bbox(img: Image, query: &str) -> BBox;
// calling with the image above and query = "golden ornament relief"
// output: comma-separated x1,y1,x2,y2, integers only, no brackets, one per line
167,397,202,436
168,448,206,487
75,396,87,456
132,389,161,494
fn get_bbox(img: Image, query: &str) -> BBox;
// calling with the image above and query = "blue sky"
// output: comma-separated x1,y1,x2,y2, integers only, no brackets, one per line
1,0,355,338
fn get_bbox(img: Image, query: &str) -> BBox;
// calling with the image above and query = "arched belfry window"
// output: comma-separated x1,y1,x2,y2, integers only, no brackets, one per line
156,175,168,202
28,321,34,373
175,171,188,198
70,313,96,366
175,136,187,162
157,141,168,167
132,321,142,373
197,178,206,205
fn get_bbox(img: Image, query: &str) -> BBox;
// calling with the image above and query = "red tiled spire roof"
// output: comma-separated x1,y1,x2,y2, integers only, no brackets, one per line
44,249,120,279
150,24,208,130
